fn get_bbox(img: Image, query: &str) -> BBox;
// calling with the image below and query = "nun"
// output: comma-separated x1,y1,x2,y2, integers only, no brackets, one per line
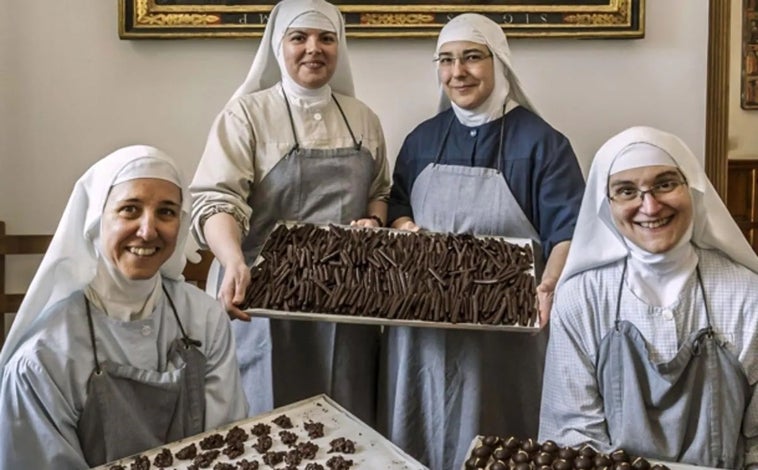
0,146,247,469
539,126,758,468
190,0,390,424
380,13,585,470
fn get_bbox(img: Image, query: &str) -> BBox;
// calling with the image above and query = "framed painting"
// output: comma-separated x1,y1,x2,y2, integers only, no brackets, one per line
743,0,758,109
118,0,644,39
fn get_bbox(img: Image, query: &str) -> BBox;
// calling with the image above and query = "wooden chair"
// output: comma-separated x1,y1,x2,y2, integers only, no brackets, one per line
0,220,214,349
182,249,215,291
0,221,52,348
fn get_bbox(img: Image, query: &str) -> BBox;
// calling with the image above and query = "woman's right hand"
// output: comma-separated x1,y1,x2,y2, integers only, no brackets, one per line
219,260,252,321
392,217,421,232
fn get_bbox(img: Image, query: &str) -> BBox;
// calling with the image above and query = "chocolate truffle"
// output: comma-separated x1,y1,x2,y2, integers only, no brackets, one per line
493,447,513,461
482,435,502,448
574,455,593,469
578,444,596,459
557,447,577,461
512,450,531,463
521,438,540,454
611,449,630,463
504,436,521,450
552,458,571,470
541,440,559,454
472,445,493,459
491,461,508,470
594,454,612,467
535,451,555,466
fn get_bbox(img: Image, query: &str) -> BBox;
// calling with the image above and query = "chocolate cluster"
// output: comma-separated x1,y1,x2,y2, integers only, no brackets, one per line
107,410,368,469
243,224,537,326
466,436,671,470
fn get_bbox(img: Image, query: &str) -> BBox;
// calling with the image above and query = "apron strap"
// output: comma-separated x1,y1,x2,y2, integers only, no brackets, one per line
280,85,301,153
433,115,456,165
84,297,103,375
495,104,507,174
162,284,202,349
614,258,628,330
695,266,714,335
332,94,362,151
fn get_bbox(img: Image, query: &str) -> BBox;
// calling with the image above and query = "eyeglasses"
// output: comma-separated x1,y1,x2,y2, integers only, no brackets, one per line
608,179,688,205
433,52,492,69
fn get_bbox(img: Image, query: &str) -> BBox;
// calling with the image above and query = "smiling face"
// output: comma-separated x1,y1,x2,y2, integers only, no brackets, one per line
100,178,182,280
608,165,693,254
437,40,495,110
281,27,338,89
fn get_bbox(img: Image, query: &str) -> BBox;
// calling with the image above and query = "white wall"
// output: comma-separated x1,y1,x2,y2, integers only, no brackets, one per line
0,1,708,287
729,0,758,159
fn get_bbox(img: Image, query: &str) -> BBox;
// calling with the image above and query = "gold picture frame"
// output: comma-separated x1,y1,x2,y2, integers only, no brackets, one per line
118,0,644,39
742,0,758,109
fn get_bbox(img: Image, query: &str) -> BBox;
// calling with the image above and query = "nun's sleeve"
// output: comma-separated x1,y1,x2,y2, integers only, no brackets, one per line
532,133,585,257
366,111,391,204
538,284,611,451
387,135,416,225
190,104,257,247
0,355,89,469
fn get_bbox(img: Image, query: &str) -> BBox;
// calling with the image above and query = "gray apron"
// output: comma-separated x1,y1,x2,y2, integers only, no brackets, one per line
380,113,547,470
231,88,380,425
76,286,206,467
597,263,749,469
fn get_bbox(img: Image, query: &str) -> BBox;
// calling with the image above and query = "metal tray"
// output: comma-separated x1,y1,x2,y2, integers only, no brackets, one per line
94,394,427,469
245,222,541,333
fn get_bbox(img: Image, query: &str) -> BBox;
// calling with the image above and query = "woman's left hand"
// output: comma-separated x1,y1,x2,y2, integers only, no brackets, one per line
536,277,557,329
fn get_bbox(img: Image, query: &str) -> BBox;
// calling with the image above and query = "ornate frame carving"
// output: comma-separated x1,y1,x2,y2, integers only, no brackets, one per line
118,0,644,39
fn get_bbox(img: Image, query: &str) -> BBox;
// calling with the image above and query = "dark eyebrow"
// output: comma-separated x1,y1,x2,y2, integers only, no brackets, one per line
438,48,488,56
608,170,683,188
117,197,180,207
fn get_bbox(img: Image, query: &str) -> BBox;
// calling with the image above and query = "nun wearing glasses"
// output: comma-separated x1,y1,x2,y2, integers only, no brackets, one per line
539,126,758,468
190,0,390,423
379,13,585,470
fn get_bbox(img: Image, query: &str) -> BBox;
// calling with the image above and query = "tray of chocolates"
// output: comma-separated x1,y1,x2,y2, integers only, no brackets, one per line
94,394,427,470
463,435,718,470
241,222,540,332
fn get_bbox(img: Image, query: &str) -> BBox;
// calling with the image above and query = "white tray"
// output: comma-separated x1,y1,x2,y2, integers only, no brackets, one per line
95,394,428,470
246,308,540,333
246,222,540,333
